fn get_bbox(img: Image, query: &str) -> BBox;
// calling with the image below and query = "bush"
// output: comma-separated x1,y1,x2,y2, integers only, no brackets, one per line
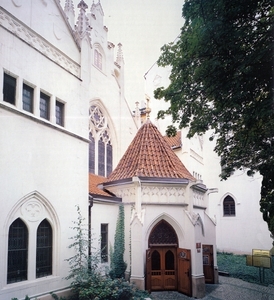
62,206,149,300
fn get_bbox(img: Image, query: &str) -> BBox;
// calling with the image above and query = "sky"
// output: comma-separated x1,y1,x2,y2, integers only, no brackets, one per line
62,0,184,108
101,0,184,107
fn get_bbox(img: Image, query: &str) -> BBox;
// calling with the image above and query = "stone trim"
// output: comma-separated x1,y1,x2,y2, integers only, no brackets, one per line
0,7,80,77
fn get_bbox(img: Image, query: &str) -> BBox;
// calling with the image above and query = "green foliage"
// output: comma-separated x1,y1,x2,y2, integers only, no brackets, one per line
217,252,274,285
109,205,127,279
65,205,102,297
155,0,274,235
62,206,148,300
76,277,149,300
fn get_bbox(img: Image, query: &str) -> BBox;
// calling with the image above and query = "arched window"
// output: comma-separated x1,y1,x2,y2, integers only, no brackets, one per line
223,196,236,216
151,250,161,270
94,49,103,70
36,219,52,278
165,250,175,270
89,105,113,177
7,218,28,283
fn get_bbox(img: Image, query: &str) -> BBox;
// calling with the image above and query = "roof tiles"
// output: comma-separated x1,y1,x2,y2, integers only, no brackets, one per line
89,173,111,197
107,120,195,182
164,131,182,149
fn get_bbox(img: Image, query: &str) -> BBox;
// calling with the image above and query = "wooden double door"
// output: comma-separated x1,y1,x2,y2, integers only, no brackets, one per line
146,247,191,296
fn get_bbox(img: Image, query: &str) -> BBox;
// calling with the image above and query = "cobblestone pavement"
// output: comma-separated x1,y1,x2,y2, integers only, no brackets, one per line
150,276,274,300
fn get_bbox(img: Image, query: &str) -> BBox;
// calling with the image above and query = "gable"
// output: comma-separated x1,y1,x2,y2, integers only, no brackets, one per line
1,0,80,61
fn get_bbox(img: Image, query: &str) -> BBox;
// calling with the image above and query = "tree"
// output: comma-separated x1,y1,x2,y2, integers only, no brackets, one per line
155,0,274,236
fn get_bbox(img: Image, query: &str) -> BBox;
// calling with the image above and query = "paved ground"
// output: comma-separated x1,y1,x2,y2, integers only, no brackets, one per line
150,276,274,300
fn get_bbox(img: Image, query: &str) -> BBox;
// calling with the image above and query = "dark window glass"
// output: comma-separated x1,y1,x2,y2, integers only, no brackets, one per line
89,133,95,173
165,250,174,270
106,142,112,177
98,138,105,176
40,93,50,120
22,84,33,113
36,219,52,278
223,196,236,216
7,219,28,284
101,224,108,263
3,73,16,105
56,101,64,126
151,250,161,270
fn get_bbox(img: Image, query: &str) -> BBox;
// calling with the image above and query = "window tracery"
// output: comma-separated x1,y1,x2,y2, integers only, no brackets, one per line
89,105,113,177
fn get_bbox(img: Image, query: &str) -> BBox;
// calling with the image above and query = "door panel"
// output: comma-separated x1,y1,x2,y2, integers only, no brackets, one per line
147,247,177,291
203,245,214,283
177,248,192,296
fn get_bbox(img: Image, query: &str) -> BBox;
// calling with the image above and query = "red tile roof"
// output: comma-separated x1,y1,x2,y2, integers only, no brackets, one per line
89,173,111,197
164,131,182,149
107,120,195,182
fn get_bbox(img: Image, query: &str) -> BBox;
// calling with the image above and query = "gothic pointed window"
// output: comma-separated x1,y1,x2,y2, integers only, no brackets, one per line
89,105,113,177
36,219,52,278
94,49,103,70
94,44,105,72
223,195,236,216
7,218,28,283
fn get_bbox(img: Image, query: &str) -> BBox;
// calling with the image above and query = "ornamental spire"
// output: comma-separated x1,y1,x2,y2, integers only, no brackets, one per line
116,43,124,66
64,0,75,28
75,0,91,43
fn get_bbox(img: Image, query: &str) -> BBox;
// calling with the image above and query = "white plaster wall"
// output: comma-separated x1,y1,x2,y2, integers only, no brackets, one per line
202,133,271,254
0,110,88,299
0,27,87,138
88,16,138,169
0,2,89,298
90,202,120,268
0,0,80,61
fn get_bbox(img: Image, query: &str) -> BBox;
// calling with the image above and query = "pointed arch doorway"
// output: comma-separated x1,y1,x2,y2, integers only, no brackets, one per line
146,220,192,296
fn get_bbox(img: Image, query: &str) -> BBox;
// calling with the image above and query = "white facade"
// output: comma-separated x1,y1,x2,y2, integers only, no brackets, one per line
0,0,137,299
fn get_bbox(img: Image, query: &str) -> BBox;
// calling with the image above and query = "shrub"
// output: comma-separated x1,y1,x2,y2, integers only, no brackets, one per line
63,206,149,300
109,205,127,279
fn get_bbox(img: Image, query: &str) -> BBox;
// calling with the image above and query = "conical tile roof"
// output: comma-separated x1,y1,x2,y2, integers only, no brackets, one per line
107,120,195,182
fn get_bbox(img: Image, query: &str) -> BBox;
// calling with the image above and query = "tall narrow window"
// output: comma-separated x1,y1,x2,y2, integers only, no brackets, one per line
3,73,16,105
40,92,50,120
101,224,108,263
98,137,105,176
7,218,28,284
36,219,52,278
56,100,64,126
89,133,95,173
223,196,236,216
106,142,113,177
94,49,102,70
89,105,113,176
151,250,161,270
22,84,34,113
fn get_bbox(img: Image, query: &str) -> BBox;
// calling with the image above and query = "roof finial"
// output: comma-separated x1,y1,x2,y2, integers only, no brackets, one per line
75,0,91,44
145,94,151,120
116,43,124,66
64,0,75,28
